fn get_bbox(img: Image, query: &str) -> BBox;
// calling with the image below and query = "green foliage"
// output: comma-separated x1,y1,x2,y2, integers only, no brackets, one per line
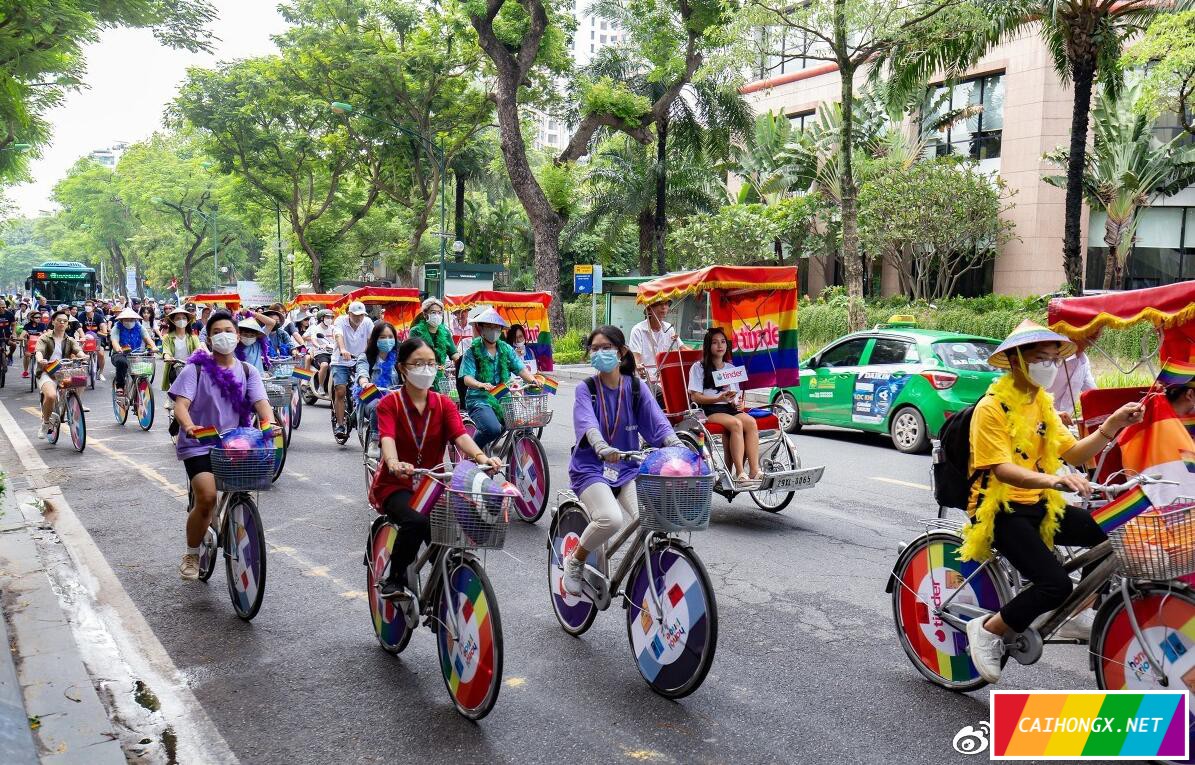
1121,10,1195,137
0,218,52,293
553,327,589,364
578,78,652,125
535,162,577,215
667,204,779,267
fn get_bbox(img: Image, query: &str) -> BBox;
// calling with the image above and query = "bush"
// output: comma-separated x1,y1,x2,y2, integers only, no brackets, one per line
554,328,588,364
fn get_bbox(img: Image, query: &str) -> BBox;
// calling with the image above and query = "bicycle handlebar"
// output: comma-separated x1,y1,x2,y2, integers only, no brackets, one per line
1079,473,1179,496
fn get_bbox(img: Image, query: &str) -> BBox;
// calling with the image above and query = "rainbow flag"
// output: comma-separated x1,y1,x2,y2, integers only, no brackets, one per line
192,426,220,444
1181,414,1195,440
261,424,284,450
490,382,510,400
410,474,444,517
1091,484,1154,531
358,383,381,404
291,366,314,382
709,284,799,389
534,374,558,394
1118,394,1195,505
42,359,59,375
1184,450,1195,474
1158,358,1195,387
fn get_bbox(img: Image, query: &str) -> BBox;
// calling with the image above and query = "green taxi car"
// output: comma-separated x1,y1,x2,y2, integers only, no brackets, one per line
769,321,1003,454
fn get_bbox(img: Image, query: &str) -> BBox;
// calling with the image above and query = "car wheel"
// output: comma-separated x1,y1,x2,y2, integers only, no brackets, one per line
774,391,801,434
889,407,929,454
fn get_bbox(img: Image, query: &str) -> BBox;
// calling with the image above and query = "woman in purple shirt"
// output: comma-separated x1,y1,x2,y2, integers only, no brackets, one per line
169,312,273,581
560,325,684,596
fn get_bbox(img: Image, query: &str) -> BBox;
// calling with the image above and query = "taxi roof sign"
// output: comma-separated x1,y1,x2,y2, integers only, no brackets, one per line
874,314,918,329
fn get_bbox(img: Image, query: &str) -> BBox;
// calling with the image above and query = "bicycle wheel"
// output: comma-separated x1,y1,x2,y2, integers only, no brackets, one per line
890,530,1007,692
66,391,85,452
45,399,61,445
223,494,267,620
112,382,129,424
448,417,477,464
509,432,550,523
136,377,154,430
365,519,414,654
290,385,303,430
625,538,718,699
436,554,503,720
548,500,602,636
1094,583,1195,763
278,404,292,449
86,353,95,390
199,510,219,583
749,436,797,513
0,347,6,388
271,428,287,483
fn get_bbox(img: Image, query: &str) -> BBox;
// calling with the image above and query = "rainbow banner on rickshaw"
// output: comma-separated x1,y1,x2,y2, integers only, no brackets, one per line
331,287,421,340
638,266,800,390
445,291,554,372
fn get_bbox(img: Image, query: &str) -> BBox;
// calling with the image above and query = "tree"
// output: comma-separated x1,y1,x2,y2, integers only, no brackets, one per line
1123,10,1195,138
666,204,781,267
859,158,1016,300
0,0,216,180
172,57,381,291
466,0,732,331
1045,81,1195,288
744,0,978,330
0,218,51,292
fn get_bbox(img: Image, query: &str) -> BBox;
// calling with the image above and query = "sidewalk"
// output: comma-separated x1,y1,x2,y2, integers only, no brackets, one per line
549,363,770,404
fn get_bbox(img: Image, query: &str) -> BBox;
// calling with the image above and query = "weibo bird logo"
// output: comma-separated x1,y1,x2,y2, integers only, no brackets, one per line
952,721,990,754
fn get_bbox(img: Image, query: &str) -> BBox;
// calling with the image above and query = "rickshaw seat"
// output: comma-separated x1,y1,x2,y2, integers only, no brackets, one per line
655,347,780,431
1078,386,1150,483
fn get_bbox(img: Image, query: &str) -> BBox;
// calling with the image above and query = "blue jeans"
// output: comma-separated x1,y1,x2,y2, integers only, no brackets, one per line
467,401,503,451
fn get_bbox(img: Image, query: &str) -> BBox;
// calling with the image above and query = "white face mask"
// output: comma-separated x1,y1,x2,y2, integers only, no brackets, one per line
514,341,526,351
1027,360,1059,389
240,335,257,347
322,318,333,327
427,313,443,327
210,332,238,355
121,320,136,329
481,328,500,344
405,366,437,390
174,318,188,328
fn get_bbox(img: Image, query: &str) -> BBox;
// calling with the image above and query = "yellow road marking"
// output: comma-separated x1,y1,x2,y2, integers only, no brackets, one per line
267,543,360,600
870,476,931,491
504,677,526,688
88,440,188,500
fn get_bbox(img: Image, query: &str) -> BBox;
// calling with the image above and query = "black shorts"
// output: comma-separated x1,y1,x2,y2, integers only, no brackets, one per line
701,403,740,418
313,352,332,366
184,453,213,480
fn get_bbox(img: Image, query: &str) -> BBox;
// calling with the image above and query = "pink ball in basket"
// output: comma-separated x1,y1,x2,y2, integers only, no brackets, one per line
220,426,269,457
640,446,708,478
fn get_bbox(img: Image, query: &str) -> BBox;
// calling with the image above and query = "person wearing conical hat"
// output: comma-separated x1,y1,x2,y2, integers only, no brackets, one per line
111,305,156,400
963,319,1144,686
459,307,540,451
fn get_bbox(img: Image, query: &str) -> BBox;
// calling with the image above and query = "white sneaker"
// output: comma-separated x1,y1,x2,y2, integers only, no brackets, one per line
1055,609,1096,640
561,553,584,596
966,616,1004,684
98,373,106,382
179,554,200,580
366,442,381,461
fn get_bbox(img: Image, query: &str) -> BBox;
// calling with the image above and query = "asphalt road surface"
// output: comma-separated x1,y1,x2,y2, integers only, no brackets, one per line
0,372,1097,764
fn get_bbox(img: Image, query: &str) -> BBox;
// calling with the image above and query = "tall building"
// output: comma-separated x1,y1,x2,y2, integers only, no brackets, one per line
741,25,1195,297
88,141,129,168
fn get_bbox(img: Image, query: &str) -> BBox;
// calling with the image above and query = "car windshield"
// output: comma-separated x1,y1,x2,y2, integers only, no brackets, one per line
933,341,999,372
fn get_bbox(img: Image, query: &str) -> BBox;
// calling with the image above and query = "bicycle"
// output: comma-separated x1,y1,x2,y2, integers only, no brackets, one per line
112,351,155,430
41,361,88,452
190,435,274,621
364,464,511,719
330,359,357,446
459,387,552,523
0,336,8,388
888,473,1195,711
81,334,99,390
547,449,719,698
24,333,41,392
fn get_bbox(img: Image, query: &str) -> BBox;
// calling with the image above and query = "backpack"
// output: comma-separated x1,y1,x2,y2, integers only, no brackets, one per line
575,375,642,452
932,396,992,511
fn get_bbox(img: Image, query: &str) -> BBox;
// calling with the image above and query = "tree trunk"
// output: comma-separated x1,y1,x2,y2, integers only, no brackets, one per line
1102,215,1121,291
454,171,466,261
835,0,866,331
1063,54,1097,294
774,239,784,264
295,227,322,292
653,115,668,275
638,209,654,275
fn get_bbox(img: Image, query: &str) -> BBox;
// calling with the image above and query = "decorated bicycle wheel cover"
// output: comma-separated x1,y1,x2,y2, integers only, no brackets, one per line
367,523,410,651
227,502,264,614
511,437,547,519
550,509,598,629
437,564,498,711
894,536,1001,685
626,547,711,690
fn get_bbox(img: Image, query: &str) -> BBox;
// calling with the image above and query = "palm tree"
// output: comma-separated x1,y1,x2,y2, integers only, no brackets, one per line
1045,80,1195,288
885,0,1187,292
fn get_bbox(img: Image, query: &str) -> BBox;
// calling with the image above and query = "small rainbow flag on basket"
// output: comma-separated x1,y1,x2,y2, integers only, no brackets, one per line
42,359,59,375
490,382,511,400
358,383,382,404
534,374,558,394
1091,484,1154,532
192,426,220,444
291,366,315,382
410,474,445,517
1157,358,1195,387
261,423,284,450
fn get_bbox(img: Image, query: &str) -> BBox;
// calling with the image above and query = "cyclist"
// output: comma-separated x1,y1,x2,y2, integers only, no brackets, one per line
505,323,537,375
560,325,686,596
373,336,498,602
458,307,539,451
409,297,459,392
79,300,108,381
21,309,51,380
169,311,273,580
0,299,15,368
688,327,762,486
963,320,1145,685
162,306,200,394
34,309,86,439
353,321,401,458
235,317,270,373
332,301,373,438
628,297,679,404
111,306,156,402
304,309,336,394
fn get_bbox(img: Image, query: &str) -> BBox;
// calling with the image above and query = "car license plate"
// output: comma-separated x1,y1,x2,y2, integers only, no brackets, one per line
768,466,824,492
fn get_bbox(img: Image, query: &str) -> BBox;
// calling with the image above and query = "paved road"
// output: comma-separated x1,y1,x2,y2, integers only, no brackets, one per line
0,373,1095,764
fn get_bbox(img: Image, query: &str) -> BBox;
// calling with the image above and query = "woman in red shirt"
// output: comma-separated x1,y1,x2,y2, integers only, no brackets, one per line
374,336,499,600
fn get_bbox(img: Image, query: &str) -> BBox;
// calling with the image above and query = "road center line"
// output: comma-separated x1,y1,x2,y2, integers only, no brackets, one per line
869,476,931,491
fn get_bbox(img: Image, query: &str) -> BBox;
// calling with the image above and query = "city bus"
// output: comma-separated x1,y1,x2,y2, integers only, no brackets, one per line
25,262,99,306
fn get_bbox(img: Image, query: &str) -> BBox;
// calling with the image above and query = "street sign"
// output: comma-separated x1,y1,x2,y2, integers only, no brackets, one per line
574,264,594,295
125,267,138,299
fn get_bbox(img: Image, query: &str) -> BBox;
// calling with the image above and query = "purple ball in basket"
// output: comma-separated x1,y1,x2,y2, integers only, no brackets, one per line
449,462,517,541
639,446,709,478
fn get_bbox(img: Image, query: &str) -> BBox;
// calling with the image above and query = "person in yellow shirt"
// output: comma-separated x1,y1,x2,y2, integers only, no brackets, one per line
963,320,1144,685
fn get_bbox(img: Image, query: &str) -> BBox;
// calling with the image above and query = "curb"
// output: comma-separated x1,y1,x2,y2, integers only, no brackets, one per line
0,488,37,765
0,487,125,765
549,364,771,404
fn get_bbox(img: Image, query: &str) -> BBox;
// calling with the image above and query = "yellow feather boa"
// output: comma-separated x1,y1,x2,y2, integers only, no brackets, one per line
957,374,1070,562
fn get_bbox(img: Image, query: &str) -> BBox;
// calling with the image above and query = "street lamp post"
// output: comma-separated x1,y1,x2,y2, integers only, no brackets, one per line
330,101,447,299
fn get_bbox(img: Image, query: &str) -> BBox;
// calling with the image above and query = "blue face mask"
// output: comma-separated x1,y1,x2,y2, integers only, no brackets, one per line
377,338,396,354
591,348,620,373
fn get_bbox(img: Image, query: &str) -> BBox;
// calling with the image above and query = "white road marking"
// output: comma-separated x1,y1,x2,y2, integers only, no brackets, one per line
869,476,931,491
0,399,239,764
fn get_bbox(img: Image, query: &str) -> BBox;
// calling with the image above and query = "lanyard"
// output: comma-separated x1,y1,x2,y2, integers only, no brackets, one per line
594,376,624,443
399,389,432,463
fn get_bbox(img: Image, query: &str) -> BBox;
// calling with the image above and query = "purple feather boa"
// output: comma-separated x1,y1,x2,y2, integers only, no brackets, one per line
187,349,254,426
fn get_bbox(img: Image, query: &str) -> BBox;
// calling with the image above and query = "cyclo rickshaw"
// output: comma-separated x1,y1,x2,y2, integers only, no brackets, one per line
635,266,825,513
888,281,1195,752
444,290,556,523
285,292,342,429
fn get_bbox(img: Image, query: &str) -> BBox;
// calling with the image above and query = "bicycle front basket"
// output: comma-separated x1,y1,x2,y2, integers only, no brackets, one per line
270,359,296,379
1107,499,1195,580
264,379,293,409
636,474,714,532
210,447,276,492
502,393,552,429
430,487,512,550
129,360,154,377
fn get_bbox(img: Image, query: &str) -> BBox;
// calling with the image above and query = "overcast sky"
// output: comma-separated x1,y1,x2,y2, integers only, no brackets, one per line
8,1,289,218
